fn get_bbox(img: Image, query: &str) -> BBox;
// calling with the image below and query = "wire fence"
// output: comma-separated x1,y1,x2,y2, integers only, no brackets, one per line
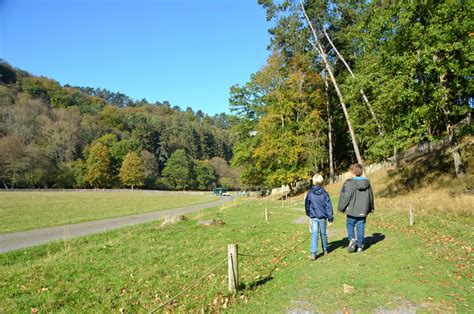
266,211,302,217
237,252,276,257
148,199,471,311
149,230,309,312
150,256,229,313
416,211,474,230
373,207,474,230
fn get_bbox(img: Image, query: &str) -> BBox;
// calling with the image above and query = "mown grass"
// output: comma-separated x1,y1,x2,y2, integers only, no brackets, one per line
0,193,472,313
0,191,217,234
0,198,304,312
230,204,473,313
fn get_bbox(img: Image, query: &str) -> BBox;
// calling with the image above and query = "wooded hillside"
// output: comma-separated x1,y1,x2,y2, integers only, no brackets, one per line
230,0,472,188
0,62,239,190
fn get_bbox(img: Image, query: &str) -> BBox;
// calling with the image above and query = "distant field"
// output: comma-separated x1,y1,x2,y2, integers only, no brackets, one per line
0,191,217,234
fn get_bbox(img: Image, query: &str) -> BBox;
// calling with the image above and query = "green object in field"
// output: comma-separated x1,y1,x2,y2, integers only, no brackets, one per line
213,187,227,196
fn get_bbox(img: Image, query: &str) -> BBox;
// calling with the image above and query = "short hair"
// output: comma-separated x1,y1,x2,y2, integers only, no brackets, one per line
312,174,324,185
350,163,364,176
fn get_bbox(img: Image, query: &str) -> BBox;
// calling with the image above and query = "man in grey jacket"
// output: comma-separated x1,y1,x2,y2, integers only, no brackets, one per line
337,163,375,253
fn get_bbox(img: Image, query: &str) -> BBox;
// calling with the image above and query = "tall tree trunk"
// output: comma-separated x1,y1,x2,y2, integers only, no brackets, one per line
448,128,465,179
321,27,384,135
417,50,432,145
300,2,363,166
438,71,465,178
324,71,335,182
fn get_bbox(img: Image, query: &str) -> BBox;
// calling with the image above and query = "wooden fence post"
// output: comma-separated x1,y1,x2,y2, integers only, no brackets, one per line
228,244,239,293
409,207,415,226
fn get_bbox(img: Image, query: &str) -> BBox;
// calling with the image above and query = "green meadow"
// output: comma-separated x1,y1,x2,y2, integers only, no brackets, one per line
0,190,472,312
0,191,217,234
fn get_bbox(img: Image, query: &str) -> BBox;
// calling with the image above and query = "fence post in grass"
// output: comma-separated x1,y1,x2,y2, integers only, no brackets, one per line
265,208,269,222
409,206,415,226
228,244,239,293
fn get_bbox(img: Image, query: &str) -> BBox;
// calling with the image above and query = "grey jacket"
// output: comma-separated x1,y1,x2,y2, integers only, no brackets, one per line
337,177,374,217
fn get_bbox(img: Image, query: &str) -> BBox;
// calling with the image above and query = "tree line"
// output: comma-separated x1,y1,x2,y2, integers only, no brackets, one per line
0,62,240,190
230,0,472,189
1,1,471,191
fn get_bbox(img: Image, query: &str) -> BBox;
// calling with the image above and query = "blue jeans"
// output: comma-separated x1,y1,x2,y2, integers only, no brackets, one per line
346,216,366,248
310,218,328,254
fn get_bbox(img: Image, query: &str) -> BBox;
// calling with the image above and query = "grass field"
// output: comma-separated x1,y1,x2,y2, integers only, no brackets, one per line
0,191,218,234
0,192,472,312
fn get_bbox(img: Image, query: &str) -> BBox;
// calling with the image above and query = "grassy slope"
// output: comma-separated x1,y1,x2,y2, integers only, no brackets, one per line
231,140,473,313
0,143,472,312
0,191,217,234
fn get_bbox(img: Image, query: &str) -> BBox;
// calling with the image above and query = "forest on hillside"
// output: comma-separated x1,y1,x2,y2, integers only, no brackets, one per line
0,1,472,191
230,0,472,188
0,62,239,190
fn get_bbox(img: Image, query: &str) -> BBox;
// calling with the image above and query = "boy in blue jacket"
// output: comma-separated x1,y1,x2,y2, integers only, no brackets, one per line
305,174,334,260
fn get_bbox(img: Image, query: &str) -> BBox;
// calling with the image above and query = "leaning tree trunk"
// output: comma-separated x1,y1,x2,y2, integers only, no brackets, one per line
321,27,384,135
324,71,335,182
300,2,363,166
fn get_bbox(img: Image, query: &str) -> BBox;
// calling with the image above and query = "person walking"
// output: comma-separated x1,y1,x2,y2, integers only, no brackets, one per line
337,163,375,253
305,174,334,260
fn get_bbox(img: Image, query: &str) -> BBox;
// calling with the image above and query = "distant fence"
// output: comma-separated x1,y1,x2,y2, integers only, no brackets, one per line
333,161,394,183
0,189,214,195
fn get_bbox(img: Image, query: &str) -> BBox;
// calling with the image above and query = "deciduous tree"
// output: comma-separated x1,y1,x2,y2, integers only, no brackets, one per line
119,151,145,189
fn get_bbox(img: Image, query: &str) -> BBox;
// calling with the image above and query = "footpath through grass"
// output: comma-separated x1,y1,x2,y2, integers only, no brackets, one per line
0,191,217,234
0,194,472,312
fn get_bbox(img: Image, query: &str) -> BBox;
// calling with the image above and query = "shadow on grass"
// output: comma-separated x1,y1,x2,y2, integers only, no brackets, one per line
240,233,310,291
240,275,274,291
363,233,386,250
326,233,385,252
379,150,454,198
327,237,349,253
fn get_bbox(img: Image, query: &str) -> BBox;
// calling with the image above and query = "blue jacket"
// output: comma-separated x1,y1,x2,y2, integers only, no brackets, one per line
305,185,334,222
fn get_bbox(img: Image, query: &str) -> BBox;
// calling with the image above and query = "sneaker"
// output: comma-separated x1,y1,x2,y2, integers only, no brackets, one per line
310,253,317,260
324,250,329,256
348,239,356,253
357,247,363,253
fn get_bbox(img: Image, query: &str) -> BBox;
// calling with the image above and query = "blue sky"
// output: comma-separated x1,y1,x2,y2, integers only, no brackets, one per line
0,0,272,115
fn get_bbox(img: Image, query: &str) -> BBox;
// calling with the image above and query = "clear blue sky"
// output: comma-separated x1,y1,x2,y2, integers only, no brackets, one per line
0,0,272,115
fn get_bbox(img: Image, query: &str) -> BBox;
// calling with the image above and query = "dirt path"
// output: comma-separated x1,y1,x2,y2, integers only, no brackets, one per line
0,196,233,253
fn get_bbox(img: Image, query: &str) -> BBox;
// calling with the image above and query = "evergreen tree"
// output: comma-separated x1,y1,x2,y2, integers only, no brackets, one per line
162,149,193,190
194,160,217,190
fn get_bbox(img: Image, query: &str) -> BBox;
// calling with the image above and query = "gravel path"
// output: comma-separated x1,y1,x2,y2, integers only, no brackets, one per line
0,196,233,253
